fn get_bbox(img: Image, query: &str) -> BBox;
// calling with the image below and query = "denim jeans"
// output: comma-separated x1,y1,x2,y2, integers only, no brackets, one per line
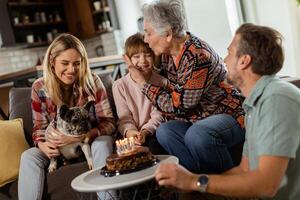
156,114,245,173
18,135,113,200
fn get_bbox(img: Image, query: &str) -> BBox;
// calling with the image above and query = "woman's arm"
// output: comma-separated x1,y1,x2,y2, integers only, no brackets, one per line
31,82,50,146
31,80,60,158
128,49,225,115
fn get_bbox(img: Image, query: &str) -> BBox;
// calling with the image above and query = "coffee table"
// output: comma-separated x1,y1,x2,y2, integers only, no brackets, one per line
71,155,178,193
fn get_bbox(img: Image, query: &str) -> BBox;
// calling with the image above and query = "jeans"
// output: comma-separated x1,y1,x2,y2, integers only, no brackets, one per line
18,135,113,200
156,114,245,173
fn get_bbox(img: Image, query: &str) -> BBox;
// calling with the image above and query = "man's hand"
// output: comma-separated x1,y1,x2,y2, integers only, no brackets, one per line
38,141,60,159
155,163,199,192
123,54,146,86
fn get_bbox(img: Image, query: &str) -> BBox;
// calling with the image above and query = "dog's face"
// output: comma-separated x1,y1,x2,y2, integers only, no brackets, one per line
56,101,95,136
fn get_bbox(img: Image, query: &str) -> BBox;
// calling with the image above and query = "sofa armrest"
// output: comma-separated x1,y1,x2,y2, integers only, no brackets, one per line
9,87,33,147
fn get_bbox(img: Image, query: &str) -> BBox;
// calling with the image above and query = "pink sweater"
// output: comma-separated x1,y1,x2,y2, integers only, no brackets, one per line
112,72,167,136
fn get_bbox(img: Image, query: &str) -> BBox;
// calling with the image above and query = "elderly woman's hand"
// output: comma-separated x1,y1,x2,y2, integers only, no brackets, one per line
123,54,146,86
155,163,199,192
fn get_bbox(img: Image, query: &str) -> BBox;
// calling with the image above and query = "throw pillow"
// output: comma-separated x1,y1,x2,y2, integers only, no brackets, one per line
0,118,29,187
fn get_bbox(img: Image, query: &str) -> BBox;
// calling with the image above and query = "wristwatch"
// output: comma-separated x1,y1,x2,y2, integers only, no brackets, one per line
197,174,209,192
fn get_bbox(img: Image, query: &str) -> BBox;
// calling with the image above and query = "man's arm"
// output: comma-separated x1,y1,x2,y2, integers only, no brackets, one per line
155,156,289,198
206,156,289,198
222,156,249,175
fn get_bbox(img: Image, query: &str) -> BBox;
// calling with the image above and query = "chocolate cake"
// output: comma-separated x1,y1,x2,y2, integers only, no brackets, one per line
105,146,155,172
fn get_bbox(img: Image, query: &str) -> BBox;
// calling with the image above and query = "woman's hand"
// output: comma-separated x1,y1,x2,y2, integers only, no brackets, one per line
155,163,199,192
123,54,146,86
38,141,60,159
47,127,84,147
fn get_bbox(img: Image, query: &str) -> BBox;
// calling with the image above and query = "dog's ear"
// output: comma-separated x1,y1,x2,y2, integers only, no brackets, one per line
84,101,98,128
84,101,95,112
59,105,69,119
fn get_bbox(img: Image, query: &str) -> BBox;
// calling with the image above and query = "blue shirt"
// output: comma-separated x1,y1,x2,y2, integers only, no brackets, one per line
243,75,300,200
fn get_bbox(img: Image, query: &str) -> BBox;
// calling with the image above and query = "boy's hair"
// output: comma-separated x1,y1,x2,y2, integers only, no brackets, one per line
125,33,154,58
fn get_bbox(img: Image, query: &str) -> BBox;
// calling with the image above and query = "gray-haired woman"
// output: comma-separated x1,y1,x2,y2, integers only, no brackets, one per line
126,0,245,174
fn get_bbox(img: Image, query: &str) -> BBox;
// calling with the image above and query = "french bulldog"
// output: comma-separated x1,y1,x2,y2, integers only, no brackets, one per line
46,101,97,173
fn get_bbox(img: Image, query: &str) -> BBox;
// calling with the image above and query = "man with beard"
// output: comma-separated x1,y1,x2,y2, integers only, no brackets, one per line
154,23,300,200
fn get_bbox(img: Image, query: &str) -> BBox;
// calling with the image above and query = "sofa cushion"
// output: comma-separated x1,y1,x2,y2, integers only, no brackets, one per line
97,72,117,119
0,119,29,187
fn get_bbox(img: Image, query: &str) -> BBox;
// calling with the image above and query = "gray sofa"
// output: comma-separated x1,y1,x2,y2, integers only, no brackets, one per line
0,72,115,200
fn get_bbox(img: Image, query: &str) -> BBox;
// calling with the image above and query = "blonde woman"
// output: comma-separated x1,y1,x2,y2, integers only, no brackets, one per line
18,33,115,200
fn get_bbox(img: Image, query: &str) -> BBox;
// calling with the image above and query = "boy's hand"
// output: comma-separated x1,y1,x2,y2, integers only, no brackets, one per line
135,129,151,145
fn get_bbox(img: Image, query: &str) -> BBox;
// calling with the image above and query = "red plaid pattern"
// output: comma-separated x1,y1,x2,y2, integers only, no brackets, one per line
31,73,116,145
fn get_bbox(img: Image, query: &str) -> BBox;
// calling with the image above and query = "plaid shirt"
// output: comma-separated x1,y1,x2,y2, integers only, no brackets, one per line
31,73,116,146
142,32,245,127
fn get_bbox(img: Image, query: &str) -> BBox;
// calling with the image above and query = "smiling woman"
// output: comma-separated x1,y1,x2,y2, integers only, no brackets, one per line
18,33,116,200
53,49,81,87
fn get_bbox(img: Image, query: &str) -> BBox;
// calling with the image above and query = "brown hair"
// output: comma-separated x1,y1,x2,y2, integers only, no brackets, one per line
236,23,284,75
125,33,154,58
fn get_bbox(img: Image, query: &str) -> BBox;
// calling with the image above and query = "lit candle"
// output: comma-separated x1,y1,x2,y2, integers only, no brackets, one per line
129,137,135,150
116,140,121,155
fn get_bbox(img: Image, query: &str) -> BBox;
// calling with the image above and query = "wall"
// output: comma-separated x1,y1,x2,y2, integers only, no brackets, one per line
0,34,121,75
114,0,141,44
242,0,300,77
114,0,232,58
183,0,232,58
0,46,46,75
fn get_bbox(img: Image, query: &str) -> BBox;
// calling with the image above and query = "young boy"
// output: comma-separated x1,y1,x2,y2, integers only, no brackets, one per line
112,33,167,154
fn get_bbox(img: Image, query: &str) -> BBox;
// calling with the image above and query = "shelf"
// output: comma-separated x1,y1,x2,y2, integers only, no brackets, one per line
7,1,63,7
25,41,49,48
92,7,110,15
95,29,109,34
14,21,65,28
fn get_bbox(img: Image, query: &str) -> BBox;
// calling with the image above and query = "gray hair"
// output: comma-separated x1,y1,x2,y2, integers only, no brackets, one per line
142,0,187,38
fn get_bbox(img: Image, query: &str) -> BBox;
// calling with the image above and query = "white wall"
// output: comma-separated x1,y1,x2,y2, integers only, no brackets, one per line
113,0,300,77
114,0,141,46
114,0,232,58
183,0,232,58
242,0,300,77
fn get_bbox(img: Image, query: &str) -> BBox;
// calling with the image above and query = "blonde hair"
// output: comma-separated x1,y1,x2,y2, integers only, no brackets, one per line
43,33,95,106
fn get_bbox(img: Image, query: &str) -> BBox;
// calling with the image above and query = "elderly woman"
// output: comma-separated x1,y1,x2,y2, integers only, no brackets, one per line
127,0,245,174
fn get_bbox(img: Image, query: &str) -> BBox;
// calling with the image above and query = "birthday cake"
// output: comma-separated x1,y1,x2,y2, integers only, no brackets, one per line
101,138,157,176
